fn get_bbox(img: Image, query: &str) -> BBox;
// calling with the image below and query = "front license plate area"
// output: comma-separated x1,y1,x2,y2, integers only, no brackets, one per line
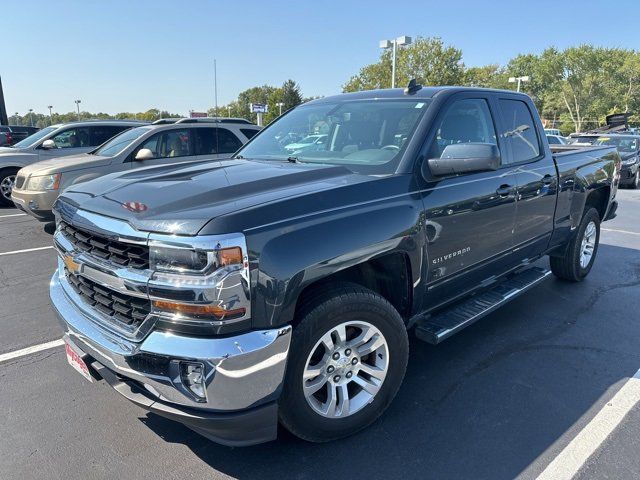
65,342,93,383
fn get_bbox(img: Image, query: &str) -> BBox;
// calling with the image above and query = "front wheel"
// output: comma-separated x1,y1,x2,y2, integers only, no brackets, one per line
550,207,600,282
279,283,409,442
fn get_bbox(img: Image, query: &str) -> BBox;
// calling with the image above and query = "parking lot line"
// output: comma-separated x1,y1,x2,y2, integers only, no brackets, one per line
0,339,64,364
0,213,27,219
601,228,640,237
536,368,640,480
0,246,55,257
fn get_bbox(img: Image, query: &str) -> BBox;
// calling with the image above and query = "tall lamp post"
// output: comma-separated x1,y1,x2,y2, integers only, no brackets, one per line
276,102,285,116
28,109,34,126
379,36,412,88
508,75,530,92
74,99,81,120
14,112,19,126
227,106,231,117
47,105,53,125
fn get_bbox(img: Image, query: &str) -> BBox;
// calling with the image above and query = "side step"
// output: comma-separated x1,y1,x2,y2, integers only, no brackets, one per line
415,267,551,344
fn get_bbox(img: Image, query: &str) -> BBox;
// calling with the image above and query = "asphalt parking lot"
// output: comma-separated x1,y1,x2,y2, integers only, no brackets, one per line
0,190,638,480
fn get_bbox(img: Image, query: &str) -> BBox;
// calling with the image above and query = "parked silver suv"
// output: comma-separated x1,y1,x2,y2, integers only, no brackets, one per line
12,118,260,221
0,120,144,205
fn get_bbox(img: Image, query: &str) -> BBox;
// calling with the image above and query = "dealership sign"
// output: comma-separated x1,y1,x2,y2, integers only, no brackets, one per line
250,103,268,113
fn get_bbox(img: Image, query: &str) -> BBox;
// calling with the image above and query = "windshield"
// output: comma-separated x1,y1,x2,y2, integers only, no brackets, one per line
593,136,638,153
93,126,152,157
238,99,430,174
12,126,57,148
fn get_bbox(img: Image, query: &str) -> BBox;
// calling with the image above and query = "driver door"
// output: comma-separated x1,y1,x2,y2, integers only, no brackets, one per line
418,94,519,308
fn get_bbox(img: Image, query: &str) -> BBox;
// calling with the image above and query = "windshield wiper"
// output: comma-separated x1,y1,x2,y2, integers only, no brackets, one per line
287,156,300,163
234,154,244,159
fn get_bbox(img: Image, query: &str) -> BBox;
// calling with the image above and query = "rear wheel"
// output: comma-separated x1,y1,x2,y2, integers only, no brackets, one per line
550,207,600,282
279,283,409,442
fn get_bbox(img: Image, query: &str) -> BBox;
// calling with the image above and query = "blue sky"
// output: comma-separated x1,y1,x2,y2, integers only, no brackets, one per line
4,0,640,115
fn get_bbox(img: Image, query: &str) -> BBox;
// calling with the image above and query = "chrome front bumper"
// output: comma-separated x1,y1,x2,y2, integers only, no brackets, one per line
50,271,292,412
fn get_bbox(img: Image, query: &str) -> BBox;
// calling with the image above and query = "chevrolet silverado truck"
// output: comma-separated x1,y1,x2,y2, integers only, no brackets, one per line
50,85,620,446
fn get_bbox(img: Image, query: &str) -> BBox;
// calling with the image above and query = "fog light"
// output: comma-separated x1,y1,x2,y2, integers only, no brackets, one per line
180,361,207,401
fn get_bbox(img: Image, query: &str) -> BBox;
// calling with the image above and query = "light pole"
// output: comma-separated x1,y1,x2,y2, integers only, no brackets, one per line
508,75,530,92
379,36,412,88
74,99,81,120
47,105,53,125
14,112,19,126
28,109,33,126
276,102,285,116
213,59,218,118
227,106,231,117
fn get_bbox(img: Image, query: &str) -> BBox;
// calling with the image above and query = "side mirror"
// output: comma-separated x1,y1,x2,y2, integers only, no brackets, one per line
423,143,500,178
134,148,154,161
41,139,56,150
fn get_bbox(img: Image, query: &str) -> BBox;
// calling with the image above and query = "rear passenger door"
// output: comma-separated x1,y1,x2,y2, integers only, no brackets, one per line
496,96,557,258
418,93,519,306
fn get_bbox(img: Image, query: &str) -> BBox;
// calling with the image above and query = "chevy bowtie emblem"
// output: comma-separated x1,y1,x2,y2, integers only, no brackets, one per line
122,201,148,213
63,254,81,274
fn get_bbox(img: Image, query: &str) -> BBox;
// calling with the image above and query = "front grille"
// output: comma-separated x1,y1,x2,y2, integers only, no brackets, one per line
59,221,149,269
15,175,25,189
65,268,151,328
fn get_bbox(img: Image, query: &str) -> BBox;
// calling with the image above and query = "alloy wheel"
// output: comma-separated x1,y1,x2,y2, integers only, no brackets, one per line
0,174,15,201
580,221,597,269
302,321,389,419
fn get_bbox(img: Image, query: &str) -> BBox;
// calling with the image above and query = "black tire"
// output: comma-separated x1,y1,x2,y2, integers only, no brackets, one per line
550,207,600,282
279,282,409,442
0,168,19,206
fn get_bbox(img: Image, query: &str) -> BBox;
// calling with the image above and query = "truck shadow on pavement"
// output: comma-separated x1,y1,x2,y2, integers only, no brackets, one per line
140,243,640,480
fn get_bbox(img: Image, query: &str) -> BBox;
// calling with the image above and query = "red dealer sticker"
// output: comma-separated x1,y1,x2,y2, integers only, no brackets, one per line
65,343,93,383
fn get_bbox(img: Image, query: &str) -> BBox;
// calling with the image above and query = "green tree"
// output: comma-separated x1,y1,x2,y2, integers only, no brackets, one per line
343,37,464,92
280,79,303,112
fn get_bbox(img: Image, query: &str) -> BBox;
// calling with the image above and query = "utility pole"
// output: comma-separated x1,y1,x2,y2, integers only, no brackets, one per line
0,76,8,125
213,59,218,118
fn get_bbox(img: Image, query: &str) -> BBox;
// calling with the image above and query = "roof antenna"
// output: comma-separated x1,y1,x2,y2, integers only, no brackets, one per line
404,78,422,95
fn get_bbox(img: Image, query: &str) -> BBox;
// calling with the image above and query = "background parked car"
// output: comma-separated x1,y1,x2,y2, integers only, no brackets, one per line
284,134,328,153
592,134,640,188
0,120,144,205
546,134,567,145
0,125,39,147
11,117,261,221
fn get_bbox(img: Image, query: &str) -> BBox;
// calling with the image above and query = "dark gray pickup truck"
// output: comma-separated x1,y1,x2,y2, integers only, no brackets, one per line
50,85,620,446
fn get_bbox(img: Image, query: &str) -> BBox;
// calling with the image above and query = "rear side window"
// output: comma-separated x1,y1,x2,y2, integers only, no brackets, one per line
498,100,540,163
428,98,498,159
240,128,259,140
194,128,243,155
90,126,130,146
51,127,91,148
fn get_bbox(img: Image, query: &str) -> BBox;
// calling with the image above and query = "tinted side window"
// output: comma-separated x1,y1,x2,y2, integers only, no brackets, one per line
194,128,243,155
51,127,91,148
428,98,497,159
498,100,540,163
240,128,259,140
138,129,193,159
90,126,129,146
216,128,243,154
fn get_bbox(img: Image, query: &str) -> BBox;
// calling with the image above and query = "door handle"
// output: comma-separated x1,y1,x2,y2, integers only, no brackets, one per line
542,175,554,185
496,184,513,197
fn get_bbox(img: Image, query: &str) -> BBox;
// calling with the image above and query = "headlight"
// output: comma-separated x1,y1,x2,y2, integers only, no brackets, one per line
26,173,61,191
149,245,243,273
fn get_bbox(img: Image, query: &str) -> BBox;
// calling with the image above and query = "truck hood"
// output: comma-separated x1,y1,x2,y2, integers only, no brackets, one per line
19,153,111,176
57,159,369,235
